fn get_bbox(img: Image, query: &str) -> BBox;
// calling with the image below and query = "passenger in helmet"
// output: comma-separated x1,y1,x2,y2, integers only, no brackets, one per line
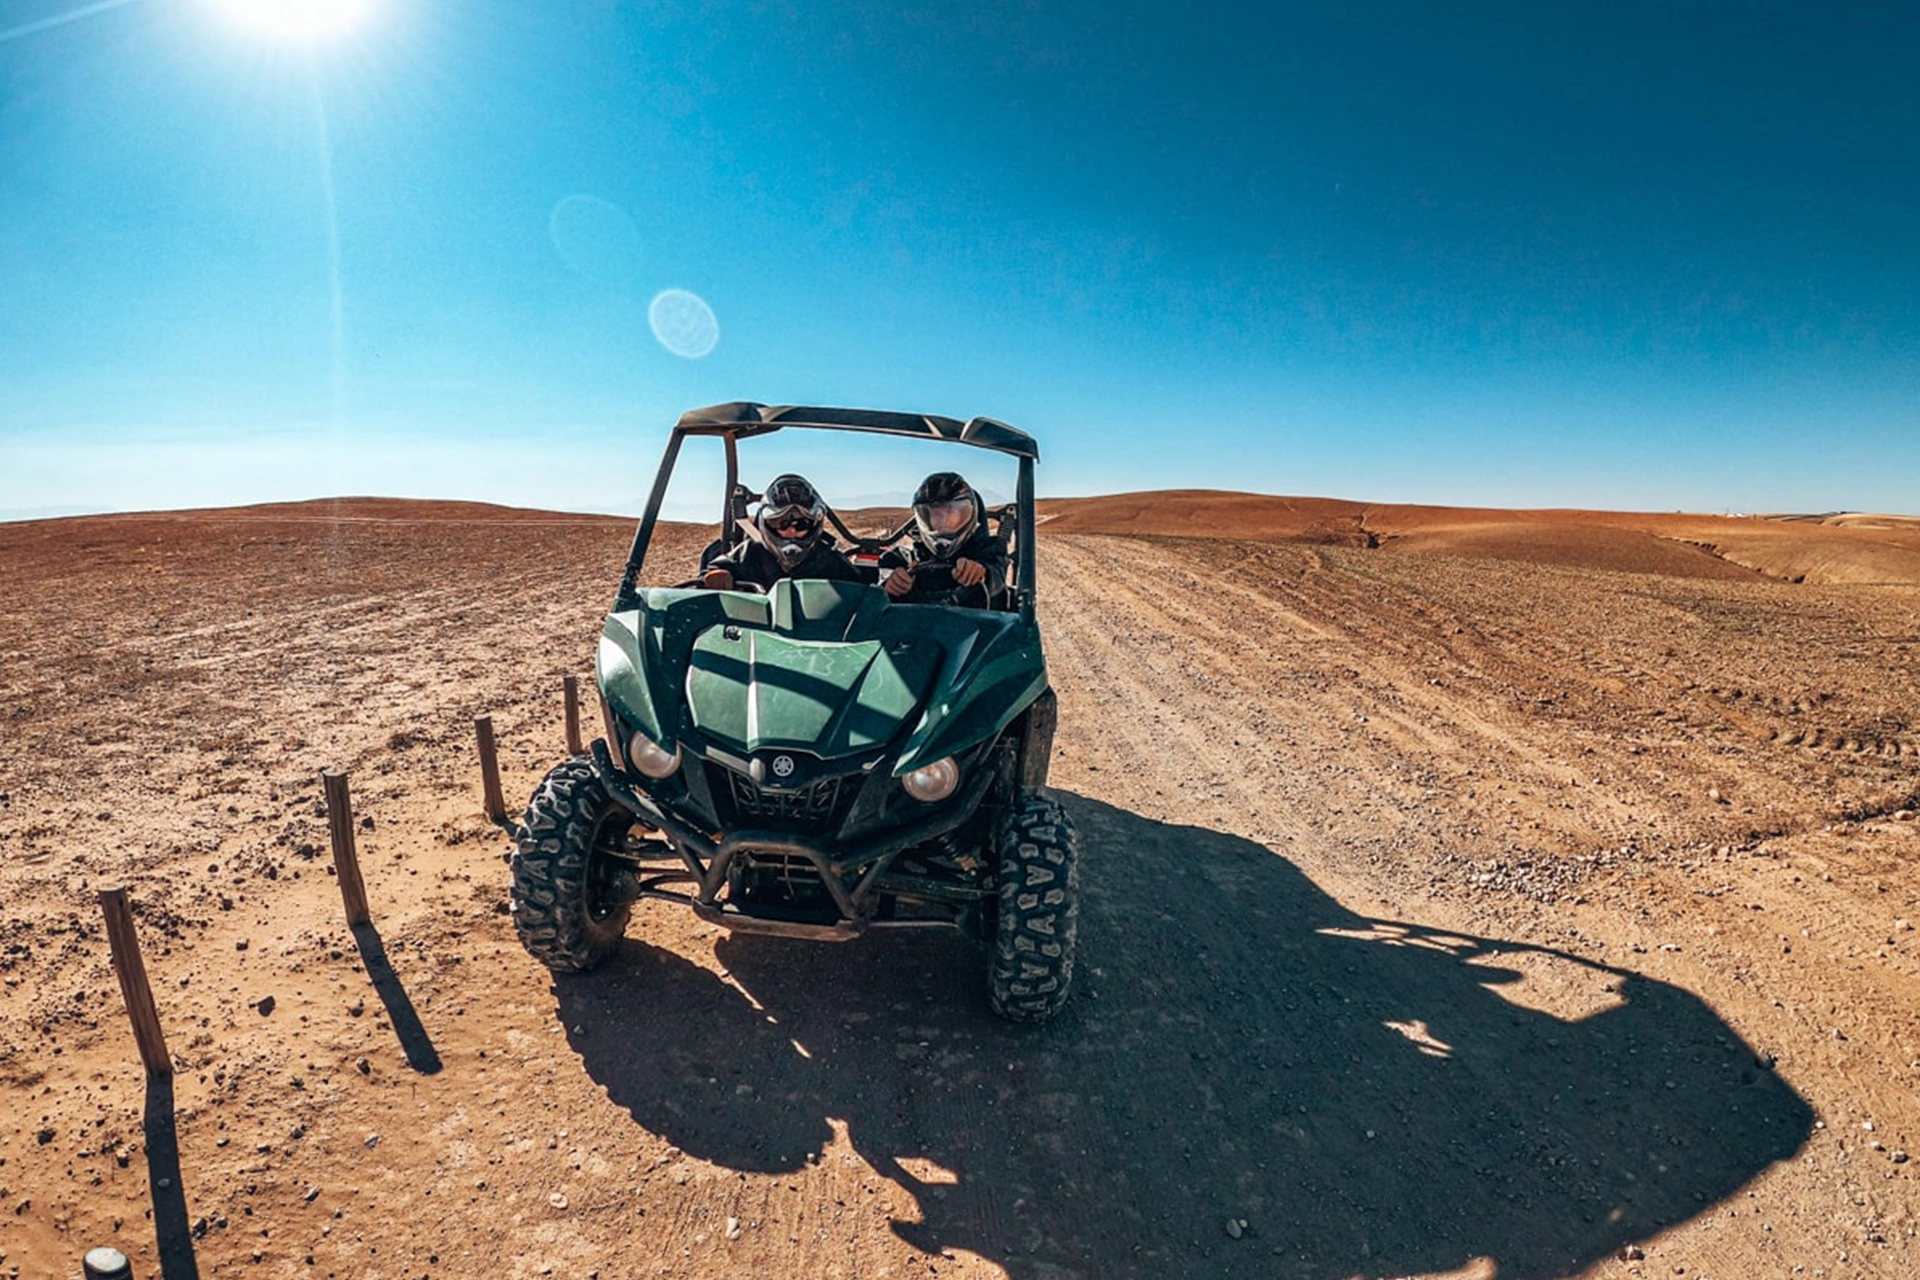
879,471,1008,606
701,473,866,591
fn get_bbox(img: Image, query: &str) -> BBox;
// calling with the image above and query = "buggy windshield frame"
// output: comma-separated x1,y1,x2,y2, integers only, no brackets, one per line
616,403,1040,623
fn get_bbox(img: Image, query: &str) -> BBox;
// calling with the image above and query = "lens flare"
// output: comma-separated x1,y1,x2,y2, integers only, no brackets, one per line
649,289,720,360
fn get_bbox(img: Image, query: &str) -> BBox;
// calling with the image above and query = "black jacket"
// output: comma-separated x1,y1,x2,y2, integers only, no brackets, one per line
703,532,867,592
878,525,1009,606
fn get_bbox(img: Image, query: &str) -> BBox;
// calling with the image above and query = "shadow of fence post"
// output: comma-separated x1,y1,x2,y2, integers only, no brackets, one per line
351,921,444,1074
143,1056,200,1278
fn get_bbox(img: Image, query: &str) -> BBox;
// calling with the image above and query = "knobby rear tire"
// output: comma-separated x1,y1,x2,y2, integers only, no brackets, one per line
987,793,1079,1023
511,757,632,973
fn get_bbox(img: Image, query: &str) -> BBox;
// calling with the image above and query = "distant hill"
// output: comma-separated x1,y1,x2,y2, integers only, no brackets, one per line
7,496,629,526
1036,490,1920,586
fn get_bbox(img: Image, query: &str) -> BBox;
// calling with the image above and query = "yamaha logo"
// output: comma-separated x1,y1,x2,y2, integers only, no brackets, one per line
770,754,796,779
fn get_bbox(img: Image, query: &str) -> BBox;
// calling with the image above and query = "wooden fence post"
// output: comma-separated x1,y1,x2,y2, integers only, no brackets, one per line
323,770,371,926
97,887,171,1078
475,715,509,826
563,675,585,757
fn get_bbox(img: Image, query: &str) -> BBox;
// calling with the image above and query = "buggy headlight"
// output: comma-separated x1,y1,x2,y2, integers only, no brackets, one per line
626,731,681,779
901,756,959,803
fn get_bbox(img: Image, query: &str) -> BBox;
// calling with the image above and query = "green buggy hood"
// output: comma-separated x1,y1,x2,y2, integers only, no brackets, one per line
598,578,1046,772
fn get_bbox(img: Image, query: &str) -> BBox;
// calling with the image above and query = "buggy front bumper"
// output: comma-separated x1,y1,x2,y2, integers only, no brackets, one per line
590,738,996,941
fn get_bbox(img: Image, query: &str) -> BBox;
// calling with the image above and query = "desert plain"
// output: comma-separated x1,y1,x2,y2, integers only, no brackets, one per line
1,493,1918,1279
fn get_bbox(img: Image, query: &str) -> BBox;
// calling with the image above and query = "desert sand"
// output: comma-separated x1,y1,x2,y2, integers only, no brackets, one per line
1,493,1917,1279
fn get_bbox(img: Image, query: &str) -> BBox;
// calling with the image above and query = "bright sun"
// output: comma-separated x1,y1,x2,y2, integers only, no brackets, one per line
211,0,374,39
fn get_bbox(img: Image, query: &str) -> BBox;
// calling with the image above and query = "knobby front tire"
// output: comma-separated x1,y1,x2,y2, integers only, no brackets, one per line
511,758,633,972
986,793,1079,1023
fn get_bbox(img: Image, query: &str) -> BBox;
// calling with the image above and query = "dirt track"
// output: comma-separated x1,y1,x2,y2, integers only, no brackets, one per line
1,504,1917,1279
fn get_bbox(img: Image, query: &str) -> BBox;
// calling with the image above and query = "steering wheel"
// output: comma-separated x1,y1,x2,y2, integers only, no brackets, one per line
892,562,986,607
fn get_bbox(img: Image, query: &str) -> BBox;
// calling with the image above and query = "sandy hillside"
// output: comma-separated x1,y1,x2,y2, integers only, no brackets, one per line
1039,491,1920,585
1,494,1917,1280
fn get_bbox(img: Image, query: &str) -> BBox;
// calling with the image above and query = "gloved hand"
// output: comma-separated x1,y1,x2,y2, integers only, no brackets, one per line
703,567,735,590
951,558,987,587
882,566,914,598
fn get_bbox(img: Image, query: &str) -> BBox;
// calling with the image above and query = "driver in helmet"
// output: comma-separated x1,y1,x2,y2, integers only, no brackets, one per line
880,471,1007,606
701,473,866,591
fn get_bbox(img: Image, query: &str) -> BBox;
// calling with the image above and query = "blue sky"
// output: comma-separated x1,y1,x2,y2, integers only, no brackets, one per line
2,0,1915,520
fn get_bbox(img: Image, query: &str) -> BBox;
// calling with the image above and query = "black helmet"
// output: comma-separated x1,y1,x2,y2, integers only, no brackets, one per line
911,471,979,558
756,473,825,571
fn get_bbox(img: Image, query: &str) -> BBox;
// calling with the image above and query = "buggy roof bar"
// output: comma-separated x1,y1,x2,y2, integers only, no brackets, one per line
676,402,1039,461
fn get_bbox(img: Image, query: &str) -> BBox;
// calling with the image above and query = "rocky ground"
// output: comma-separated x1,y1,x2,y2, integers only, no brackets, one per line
0,499,1916,1279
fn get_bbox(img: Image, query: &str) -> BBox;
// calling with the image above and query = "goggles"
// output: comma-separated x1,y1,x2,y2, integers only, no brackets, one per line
763,504,819,534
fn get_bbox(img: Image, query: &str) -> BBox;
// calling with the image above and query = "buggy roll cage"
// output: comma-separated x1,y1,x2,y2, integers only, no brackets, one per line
615,402,1041,624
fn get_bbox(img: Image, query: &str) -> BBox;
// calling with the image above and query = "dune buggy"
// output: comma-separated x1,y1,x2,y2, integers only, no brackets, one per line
509,402,1078,1022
